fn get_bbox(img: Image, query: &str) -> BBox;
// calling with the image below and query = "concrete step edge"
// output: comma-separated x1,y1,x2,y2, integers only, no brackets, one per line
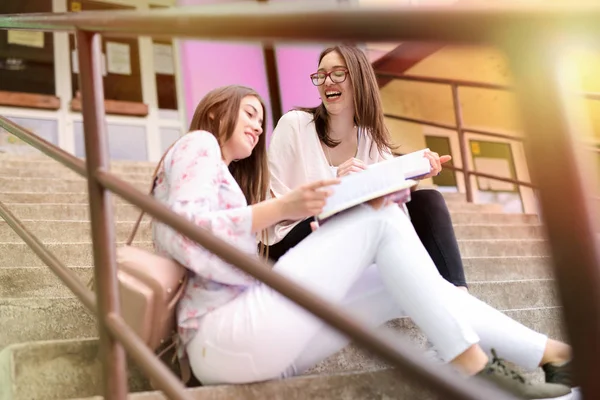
0,275,555,299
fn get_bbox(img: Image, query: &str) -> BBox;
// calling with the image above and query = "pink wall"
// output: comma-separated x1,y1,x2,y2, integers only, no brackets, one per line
275,45,324,114
176,0,326,138
179,40,272,130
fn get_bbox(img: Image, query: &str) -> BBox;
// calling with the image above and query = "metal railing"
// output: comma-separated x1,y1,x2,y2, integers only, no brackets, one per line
2,2,600,400
380,72,532,201
380,71,600,203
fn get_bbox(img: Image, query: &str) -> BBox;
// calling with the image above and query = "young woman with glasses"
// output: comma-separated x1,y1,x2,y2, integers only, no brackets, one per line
265,45,468,292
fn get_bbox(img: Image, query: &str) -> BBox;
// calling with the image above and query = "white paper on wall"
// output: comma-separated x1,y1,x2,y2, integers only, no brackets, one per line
106,42,132,75
474,157,515,191
7,30,44,48
71,49,107,76
153,43,174,75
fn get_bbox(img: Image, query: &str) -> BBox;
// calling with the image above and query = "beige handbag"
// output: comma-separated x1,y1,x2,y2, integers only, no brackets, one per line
118,152,190,345
116,214,188,351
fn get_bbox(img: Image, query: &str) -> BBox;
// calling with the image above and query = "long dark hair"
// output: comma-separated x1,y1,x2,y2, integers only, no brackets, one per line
188,85,269,205
297,45,395,155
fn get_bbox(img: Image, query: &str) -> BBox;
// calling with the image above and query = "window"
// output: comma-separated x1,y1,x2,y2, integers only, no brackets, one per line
68,0,145,115
150,5,178,111
153,39,178,110
0,1,57,108
470,140,518,192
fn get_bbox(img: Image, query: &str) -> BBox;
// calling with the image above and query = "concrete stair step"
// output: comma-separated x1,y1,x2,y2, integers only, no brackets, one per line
0,220,547,243
0,306,563,400
440,192,467,202
451,212,539,224
0,163,155,176
0,280,558,349
0,238,545,267
74,371,580,400
0,267,90,298
444,202,503,213
0,177,149,193
4,203,142,220
0,298,96,349
0,167,151,181
4,203,513,224
0,257,558,301
0,256,556,299
0,338,151,400
0,242,153,267
453,224,545,240
458,239,548,257
0,193,137,205
0,338,436,400
0,192,503,210
0,220,152,243
463,256,553,281
0,155,156,174
469,279,557,310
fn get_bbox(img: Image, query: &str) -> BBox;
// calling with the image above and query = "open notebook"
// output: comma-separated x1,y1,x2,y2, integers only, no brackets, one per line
316,149,431,222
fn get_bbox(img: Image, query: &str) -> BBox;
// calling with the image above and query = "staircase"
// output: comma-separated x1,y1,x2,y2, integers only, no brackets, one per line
0,153,566,400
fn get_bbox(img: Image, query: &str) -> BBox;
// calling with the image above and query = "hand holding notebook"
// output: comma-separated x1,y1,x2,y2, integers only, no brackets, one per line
316,148,432,222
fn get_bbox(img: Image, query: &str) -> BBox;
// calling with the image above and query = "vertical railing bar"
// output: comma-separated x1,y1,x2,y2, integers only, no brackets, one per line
257,0,283,124
451,84,474,202
506,37,600,400
262,43,283,124
104,313,191,400
75,29,129,399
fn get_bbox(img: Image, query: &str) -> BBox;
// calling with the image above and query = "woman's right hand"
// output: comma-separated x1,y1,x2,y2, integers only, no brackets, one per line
336,158,367,177
279,179,340,220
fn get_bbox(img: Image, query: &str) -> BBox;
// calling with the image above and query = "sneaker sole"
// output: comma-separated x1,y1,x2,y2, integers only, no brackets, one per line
538,387,581,400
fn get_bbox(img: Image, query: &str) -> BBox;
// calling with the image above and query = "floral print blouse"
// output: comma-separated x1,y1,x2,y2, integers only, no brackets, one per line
152,130,258,355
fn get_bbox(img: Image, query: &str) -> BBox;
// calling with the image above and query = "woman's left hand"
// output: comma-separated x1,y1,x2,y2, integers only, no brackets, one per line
420,150,452,180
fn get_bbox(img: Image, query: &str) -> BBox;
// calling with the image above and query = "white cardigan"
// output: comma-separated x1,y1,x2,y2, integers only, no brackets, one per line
266,110,392,245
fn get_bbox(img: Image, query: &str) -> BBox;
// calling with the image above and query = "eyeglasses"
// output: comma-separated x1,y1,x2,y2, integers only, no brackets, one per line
310,68,348,86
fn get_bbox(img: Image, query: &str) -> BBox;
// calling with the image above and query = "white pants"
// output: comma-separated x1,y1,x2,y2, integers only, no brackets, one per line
187,204,547,385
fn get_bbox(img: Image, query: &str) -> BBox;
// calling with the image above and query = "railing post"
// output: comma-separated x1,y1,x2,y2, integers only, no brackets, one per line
451,84,473,202
257,0,283,124
507,37,600,400
75,30,129,399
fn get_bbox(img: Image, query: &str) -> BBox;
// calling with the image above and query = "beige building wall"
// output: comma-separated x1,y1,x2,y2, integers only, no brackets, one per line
380,44,600,213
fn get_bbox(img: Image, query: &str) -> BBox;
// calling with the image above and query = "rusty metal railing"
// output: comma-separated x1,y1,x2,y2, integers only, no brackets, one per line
2,2,600,400
380,72,529,202
380,71,600,203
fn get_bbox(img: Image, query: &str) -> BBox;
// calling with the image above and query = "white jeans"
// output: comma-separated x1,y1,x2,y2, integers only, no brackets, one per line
187,204,547,385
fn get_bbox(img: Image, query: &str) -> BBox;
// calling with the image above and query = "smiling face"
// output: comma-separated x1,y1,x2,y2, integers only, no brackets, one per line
316,50,354,116
221,95,264,164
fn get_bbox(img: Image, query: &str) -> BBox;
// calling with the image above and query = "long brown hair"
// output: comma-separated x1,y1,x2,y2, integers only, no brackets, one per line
297,45,395,155
188,85,269,205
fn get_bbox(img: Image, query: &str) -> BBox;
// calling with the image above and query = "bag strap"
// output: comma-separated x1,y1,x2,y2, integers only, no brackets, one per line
126,139,180,246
